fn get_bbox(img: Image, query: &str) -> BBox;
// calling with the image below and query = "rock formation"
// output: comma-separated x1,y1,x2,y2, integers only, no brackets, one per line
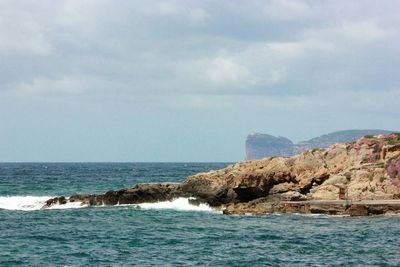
44,133,400,216
245,133,294,159
43,183,185,209
246,129,393,160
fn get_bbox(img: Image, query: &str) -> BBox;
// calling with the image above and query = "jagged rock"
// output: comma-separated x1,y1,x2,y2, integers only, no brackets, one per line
347,205,369,216
43,183,183,209
184,133,400,213
118,183,183,204
279,191,307,201
44,197,58,207
43,133,400,216
308,204,345,215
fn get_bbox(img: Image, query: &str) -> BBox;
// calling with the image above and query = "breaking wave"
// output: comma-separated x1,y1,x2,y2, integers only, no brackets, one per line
135,197,215,212
0,196,54,211
0,196,215,212
0,196,88,211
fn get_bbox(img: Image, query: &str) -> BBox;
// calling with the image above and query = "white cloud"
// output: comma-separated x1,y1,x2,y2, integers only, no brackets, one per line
205,57,251,86
0,22,53,56
265,40,334,57
0,2,55,56
162,87,400,113
195,39,334,92
153,1,182,15
0,0,399,103
141,1,209,25
12,75,127,97
303,19,392,43
163,94,234,110
336,20,392,41
263,0,314,21
15,77,87,95
187,8,209,25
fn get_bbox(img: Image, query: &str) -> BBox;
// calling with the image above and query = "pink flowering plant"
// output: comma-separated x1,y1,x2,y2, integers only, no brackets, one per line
352,137,384,163
384,133,400,145
386,157,400,188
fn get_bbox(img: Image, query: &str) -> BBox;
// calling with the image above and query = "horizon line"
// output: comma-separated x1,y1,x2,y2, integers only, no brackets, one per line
0,161,236,164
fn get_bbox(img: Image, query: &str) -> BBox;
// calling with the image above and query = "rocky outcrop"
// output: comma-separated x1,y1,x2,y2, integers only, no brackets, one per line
44,133,400,216
222,200,400,216
43,183,184,209
183,133,400,214
246,129,393,160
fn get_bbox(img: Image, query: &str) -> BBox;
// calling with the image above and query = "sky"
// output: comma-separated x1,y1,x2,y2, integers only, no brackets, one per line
0,0,399,162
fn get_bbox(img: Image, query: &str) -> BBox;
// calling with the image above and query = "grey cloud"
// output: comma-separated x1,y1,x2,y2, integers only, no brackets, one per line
1,0,400,161
0,0,399,101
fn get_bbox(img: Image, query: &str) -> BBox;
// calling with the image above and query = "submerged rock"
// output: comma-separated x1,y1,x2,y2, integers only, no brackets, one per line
42,183,185,209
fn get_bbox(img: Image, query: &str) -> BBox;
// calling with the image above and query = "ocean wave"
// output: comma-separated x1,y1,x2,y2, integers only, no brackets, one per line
134,197,216,212
0,196,216,212
48,201,89,210
0,196,54,211
0,196,88,211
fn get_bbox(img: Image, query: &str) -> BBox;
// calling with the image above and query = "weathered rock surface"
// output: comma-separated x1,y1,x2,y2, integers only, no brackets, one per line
43,183,185,209
222,200,400,216
184,133,400,214
44,133,400,216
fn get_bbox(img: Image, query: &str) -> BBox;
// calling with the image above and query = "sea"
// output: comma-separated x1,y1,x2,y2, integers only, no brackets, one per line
0,163,399,266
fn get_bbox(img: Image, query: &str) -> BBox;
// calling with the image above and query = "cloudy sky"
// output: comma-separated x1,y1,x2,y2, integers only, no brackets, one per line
0,0,399,162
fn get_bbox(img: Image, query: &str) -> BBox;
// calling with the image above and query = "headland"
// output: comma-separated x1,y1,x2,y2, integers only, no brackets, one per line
44,133,400,216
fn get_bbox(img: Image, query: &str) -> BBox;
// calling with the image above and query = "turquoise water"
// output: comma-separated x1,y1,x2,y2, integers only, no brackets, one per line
1,163,399,266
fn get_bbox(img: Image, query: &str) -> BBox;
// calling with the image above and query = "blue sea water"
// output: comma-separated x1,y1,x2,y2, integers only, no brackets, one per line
1,163,399,266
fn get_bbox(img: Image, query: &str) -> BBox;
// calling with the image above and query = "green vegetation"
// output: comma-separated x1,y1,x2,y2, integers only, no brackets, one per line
387,139,400,145
380,176,387,183
364,135,375,138
311,148,324,153
344,173,352,181
362,187,368,192
376,162,385,168
299,129,391,148
369,176,373,181
386,132,400,145
369,187,376,193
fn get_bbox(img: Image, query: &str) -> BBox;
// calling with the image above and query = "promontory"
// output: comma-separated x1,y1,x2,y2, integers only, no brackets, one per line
44,133,400,216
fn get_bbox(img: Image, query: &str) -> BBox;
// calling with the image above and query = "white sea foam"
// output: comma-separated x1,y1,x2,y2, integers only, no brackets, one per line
0,196,88,211
0,196,216,212
0,196,53,211
47,201,88,210
136,197,216,212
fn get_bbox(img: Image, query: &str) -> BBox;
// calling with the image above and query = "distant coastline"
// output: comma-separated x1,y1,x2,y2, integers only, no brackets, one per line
246,129,394,160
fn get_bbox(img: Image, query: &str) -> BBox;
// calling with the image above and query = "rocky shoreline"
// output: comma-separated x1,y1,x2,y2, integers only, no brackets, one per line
222,199,400,216
43,133,400,216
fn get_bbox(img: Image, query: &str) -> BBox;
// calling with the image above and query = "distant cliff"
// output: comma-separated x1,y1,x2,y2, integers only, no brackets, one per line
246,129,393,160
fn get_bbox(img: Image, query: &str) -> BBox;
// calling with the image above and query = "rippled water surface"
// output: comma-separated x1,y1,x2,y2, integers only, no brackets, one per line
1,163,399,266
